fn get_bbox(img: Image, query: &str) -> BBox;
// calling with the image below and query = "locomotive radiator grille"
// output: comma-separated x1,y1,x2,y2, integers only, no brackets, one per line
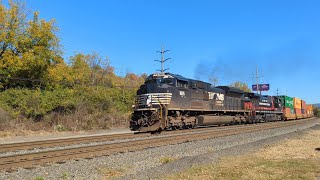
136,93,172,107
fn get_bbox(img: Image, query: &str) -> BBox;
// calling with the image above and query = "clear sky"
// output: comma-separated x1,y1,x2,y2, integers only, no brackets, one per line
4,0,320,103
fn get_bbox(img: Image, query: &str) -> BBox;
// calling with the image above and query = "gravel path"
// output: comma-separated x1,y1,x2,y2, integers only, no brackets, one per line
0,119,319,180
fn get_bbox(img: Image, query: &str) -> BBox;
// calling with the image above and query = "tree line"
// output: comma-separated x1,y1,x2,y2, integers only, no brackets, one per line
0,1,147,90
0,1,147,132
0,1,256,133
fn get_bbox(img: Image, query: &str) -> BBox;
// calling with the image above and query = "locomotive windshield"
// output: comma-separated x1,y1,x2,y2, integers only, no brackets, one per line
158,78,173,85
145,74,174,86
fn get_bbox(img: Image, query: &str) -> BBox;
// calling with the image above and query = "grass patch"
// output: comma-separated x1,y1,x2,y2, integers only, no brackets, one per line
34,177,45,180
98,167,124,180
61,172,70,179
159,156,176,164
166,129,320,180
169,157,320,180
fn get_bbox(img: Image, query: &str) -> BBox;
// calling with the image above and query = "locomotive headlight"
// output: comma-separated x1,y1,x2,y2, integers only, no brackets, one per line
147,98,151,107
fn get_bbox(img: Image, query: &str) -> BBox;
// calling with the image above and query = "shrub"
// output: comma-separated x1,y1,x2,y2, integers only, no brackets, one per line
0,86,134,132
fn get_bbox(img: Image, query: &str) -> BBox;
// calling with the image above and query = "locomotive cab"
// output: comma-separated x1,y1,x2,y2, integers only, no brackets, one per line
131,73,181,131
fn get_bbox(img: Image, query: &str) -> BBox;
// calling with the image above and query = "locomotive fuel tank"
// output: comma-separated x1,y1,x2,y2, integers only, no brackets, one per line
198,115,236,125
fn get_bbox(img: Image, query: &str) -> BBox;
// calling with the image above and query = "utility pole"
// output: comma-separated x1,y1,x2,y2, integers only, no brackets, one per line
255,66,265,95
155,46,171,74
256,66,260,95
275,88,280,96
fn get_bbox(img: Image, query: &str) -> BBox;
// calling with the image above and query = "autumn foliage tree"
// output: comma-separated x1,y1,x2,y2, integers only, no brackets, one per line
230,81,252,92
0,0,63,89
0,1,148,131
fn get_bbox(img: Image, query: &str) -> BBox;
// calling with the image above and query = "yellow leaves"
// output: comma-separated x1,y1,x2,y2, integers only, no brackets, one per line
0,4,5,24
1,51,22,68
230,81,252,92
0,1,146,92
0,0,62,89
47,63,72,84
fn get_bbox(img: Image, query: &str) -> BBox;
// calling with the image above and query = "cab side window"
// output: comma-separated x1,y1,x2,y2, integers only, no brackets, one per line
177,80,188,88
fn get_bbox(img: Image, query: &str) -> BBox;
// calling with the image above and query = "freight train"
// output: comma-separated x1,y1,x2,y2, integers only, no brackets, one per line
130,73,314,132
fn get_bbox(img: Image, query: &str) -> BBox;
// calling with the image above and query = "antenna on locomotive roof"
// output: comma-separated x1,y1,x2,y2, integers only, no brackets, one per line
155,45,171,74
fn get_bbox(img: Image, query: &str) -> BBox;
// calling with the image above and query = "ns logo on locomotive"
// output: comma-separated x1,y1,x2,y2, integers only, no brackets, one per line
130,73,314,132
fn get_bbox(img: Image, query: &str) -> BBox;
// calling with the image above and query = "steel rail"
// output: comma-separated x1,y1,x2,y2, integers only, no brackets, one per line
0,133,148,153
0,118,317,171
0,118,316,153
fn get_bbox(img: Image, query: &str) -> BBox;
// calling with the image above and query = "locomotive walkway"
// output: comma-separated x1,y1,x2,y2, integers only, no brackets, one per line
0,118,317,171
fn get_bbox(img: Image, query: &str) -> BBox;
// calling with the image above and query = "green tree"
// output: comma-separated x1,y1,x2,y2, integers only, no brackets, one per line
313,106,320,117
230,81,252,92
0,0,62,89
68,52,115,87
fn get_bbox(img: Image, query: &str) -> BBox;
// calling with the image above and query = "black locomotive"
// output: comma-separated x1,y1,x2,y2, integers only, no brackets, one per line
130,73,283,132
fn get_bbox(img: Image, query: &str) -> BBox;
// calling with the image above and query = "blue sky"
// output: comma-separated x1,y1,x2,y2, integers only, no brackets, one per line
4,0,320,103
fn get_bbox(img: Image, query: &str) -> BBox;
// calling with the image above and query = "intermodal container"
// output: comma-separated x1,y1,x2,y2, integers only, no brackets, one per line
283,107,296,120
307,105,314,116
301,109,307,118
301,100,307,110
306,109,311,117
307,104,313,111
293,97,301,109
278,96,294,108
295,108,303,119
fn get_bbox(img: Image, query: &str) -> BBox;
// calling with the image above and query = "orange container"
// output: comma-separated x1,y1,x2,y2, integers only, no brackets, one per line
301,100,307,109
309,105,314,116
283,107,296,120
301,109,307,118
295,108,303,119
306,105,314,117
293,98,301,109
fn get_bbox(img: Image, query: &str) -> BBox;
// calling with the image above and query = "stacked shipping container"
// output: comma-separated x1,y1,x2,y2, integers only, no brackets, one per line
301,100,307,118
293,97,303,119
306,104,314,118
278,96,295,120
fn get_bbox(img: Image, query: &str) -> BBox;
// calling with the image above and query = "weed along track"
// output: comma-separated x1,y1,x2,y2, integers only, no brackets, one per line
0,118,316,171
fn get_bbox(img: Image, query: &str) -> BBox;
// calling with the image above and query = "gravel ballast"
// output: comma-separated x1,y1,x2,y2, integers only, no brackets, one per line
0,119,319,180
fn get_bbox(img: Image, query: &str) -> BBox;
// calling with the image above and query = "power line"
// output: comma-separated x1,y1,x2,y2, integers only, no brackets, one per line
155,46,171,74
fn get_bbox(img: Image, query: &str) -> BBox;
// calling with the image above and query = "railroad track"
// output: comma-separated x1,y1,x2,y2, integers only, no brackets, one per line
0,132,147,153
0,118,314,153
0,118,317,171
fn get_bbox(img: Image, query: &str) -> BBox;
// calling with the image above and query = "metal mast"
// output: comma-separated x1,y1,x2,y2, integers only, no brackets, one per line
256,66,262,95
276,88,280,96
155,46,171,74
256,66,259,94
